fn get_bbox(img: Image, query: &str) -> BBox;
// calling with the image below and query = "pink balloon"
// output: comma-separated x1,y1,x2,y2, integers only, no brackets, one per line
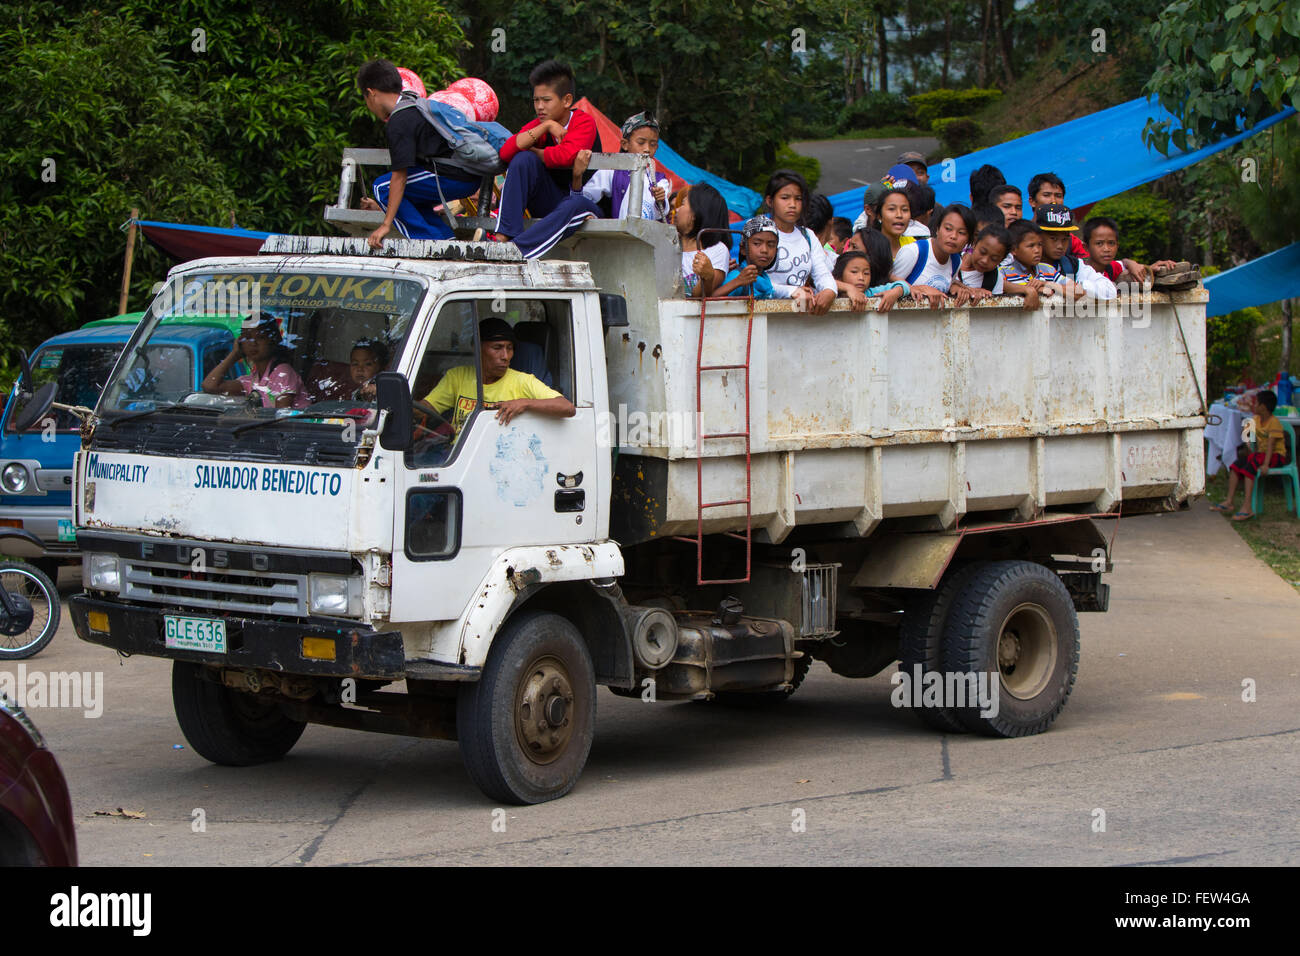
448,77,499,122
430,89,475,120
397,67,426,98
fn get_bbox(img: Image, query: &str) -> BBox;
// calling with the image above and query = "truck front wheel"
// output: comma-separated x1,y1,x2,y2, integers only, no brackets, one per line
457,611,596,804
941,561,1080,737
172,662,306,765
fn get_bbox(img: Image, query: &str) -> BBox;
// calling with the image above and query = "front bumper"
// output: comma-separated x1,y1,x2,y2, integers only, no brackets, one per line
0,506,78,560
69,594,408,679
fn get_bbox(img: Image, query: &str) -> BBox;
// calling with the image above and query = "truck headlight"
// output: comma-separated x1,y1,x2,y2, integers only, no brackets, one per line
309,573,360,616
84,553,121,592
1,463,29,494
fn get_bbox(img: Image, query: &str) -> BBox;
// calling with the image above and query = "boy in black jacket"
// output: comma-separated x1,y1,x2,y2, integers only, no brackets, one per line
357,58,481,247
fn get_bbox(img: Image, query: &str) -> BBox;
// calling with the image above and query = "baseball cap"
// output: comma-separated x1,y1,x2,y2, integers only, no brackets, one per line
479,317,516,343
741,215,778,242
896,151,927,167
1034,203,1078,231
883,163,919,186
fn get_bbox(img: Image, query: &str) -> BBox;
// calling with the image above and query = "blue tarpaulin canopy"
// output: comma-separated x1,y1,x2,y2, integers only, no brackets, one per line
653,141,762,219
1204,243,1300,317
829,98,1297,222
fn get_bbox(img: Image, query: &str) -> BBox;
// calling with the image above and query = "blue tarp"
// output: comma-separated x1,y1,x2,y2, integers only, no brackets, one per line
654,140,763,219
829,98,1297,222
1204,243,1300,317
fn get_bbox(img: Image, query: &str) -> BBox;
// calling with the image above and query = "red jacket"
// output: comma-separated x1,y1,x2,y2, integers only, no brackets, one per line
499,109,598,168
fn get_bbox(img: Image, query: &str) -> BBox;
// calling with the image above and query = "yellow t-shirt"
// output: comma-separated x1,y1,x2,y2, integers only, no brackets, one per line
1255,413,1288,461
424,366,560,435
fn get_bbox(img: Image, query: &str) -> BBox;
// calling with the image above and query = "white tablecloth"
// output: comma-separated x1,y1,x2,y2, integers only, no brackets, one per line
1204,402,1248,476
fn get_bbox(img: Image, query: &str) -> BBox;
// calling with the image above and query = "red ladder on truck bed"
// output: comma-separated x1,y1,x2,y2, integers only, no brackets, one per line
674,297,755,585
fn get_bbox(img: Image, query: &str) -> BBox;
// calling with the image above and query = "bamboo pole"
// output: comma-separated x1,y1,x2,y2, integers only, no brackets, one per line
118,208,139,316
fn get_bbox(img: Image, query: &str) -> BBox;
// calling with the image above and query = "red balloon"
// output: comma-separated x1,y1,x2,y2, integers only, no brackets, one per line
430,89,475,119
448,77,499,122
397,67,426,98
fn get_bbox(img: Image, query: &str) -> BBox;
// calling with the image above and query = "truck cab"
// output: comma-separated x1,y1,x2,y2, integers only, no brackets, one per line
0,315,236,577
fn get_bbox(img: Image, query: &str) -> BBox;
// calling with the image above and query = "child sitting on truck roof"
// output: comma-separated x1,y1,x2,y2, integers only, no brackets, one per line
493,60,598,241
510,110,668,259
715,216,783,300
357,59,483,247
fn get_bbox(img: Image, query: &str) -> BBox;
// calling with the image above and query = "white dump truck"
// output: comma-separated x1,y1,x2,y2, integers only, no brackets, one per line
56,154,1206,803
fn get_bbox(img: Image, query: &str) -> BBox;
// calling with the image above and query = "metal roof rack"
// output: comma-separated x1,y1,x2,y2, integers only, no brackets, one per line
258,234,523,261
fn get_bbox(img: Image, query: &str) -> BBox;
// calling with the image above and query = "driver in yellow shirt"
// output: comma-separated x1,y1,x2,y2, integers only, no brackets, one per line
419,317,574,437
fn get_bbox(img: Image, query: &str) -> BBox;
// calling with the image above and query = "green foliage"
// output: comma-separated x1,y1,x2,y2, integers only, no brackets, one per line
931,117,982,155
1089,188,1175,262
838,92,912,131
750,148,822,193
0,1,464,354
1235,117,1300,251
1205,294,1263,395
1143,0,1300,154
908,87,1002,129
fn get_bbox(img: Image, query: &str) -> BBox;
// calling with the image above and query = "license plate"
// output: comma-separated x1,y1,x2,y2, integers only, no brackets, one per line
57,519,77,543
164,615,227,653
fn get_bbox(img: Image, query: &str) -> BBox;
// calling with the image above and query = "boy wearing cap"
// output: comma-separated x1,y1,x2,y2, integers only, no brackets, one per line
420,318,575,437
510,111,669,259
897,151,929,184
494,60,598,241
1035,204,1117,300
715,216,784,300
357,58,482,248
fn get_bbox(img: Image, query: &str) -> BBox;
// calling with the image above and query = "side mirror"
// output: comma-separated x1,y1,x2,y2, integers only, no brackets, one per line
599,293,628,330
11,382,57,433
17,349,32,395
375,371,412,451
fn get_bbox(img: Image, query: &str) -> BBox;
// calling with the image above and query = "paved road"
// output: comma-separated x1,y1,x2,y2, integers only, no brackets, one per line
16,506,1300,865
791,136,940,195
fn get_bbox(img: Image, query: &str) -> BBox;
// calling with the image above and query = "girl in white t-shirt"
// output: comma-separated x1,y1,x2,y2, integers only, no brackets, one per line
889,204,976,306
761,170,837,313
673,183,733,297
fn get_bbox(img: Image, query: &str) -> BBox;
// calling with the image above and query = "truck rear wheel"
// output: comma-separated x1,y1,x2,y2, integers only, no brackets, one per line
897,564,982,733
172,662,306,765
941,561,1079,737
457,611,596,805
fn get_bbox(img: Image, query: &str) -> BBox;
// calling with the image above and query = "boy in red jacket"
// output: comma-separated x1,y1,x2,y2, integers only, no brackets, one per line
494,60,598,239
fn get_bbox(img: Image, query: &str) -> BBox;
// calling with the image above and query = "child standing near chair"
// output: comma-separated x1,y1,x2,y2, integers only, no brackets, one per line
1212,389,1290,521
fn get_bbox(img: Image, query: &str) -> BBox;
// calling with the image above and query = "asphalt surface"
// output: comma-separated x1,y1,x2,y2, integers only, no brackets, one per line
15,505,1300,866
791,136,940,195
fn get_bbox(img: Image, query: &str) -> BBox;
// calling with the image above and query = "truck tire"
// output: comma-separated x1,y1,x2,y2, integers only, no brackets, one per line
941,561,1079,737
896,564,983,733
171,662,306,765
712,654,812,706
457,610,596,805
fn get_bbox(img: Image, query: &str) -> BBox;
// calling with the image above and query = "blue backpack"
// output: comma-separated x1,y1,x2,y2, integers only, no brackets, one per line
391,91,510,178
904,238,961,286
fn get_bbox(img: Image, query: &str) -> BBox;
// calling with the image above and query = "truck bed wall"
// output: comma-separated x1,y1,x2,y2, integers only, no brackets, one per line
602,289,1207,546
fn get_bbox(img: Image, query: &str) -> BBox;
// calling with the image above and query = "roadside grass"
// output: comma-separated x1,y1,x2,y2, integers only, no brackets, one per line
1203,470,1300,590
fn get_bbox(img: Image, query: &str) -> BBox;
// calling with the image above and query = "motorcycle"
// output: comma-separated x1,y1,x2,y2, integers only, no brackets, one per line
0,540,60,660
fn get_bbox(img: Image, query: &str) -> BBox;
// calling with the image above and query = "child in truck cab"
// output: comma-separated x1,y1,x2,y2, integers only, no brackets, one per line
350,338,389,400
715,216,783,300
494,60,598,241
202,313,310,410
418,317,575,440
357,59,482,247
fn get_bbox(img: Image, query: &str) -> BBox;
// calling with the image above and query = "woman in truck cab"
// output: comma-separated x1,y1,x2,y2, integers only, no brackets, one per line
202,313,310,410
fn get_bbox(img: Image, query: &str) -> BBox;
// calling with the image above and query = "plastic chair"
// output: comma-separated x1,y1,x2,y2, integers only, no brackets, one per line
1251,421,1300,517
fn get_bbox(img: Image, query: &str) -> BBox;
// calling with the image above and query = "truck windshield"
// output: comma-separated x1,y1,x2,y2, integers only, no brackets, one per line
100,270,425,430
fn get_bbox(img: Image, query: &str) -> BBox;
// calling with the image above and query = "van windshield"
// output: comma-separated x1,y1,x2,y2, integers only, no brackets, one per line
100,270,425,428
7,343,125,432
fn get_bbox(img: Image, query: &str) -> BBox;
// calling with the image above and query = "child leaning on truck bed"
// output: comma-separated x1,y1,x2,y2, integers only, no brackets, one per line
357,59,483,246
493,60,598,241
714,216,780,299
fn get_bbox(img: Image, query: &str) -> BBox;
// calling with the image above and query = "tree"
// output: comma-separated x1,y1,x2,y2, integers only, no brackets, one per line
1143,0,1300,154
0,0,464,347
